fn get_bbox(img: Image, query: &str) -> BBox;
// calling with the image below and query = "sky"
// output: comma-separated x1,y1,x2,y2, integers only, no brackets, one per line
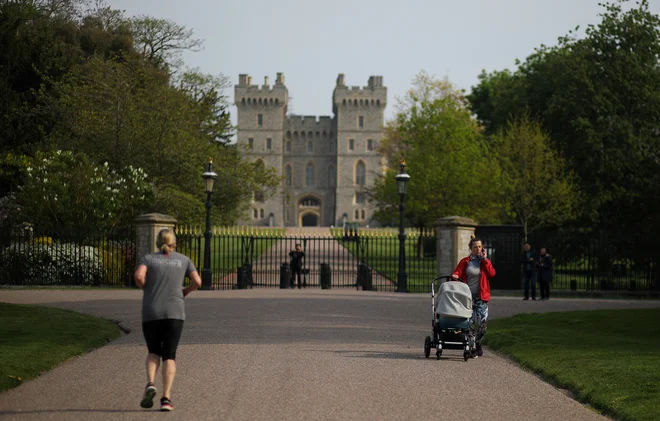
106,0,660,127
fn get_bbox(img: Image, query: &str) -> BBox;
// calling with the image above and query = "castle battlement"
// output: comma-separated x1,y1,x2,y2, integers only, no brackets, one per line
285,115,334,131
235,73,288,106
332,74,387,106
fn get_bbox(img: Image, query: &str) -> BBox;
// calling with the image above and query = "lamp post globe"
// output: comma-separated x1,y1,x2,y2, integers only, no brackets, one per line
201,159,217,290
395,159,410,293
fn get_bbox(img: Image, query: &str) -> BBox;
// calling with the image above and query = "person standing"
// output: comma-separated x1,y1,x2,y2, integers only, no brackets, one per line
520,243,539,300
537,247,553,300
451,236,496,358
289,243,305,289
134,229,201,411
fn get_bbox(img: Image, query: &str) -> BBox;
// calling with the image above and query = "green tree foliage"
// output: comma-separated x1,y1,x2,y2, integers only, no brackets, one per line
468,0,660,240
0,1,280,227
15,151,152,233
494,115,579,240
372,73,503,228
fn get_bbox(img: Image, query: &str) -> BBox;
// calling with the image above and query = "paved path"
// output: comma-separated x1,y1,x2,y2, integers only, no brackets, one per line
1,289,659,420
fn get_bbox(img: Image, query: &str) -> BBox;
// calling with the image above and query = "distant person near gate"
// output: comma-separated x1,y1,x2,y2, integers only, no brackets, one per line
520,243,539,300
537,247,553,300
289,244,306,289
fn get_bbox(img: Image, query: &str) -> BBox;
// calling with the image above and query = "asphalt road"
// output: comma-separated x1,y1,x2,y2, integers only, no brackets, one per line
1,289,658,421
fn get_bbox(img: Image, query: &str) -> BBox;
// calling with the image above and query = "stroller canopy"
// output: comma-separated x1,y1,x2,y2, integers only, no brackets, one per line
435,281,473,319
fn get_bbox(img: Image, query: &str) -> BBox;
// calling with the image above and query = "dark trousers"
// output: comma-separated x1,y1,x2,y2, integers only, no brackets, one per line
539,278,551,299
290,269,302,288
523,270,536,299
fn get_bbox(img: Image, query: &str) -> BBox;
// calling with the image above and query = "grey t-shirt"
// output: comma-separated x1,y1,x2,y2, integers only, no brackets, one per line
466,256,481,296
139,251,197,322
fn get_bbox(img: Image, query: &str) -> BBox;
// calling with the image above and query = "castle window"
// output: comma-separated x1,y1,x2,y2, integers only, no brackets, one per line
301,131,306,139
367,139,374,151
286,141,291,152
285,165,292,186
286,209,290,221
253,209,258,219
361,209,366,220
308,131,313,138
275,99,279,105
355,192,366,204
258,98,262,105
349,139,355,151
306,163,315,186
266,138,272,150
329,141,335,153
294,131,298,138
247,98,251,105
307,141,313,153
359,116,364,129
371,99,375,106
328,165,336,186
355,210,359,219
269,98,273,104
260,209,264,218
258,114,263,127
248,138,254,150
342,99,346,106
322,131,327,138
241,98,245,105
355,161,366,185
287,131,292,139
376,99,380,106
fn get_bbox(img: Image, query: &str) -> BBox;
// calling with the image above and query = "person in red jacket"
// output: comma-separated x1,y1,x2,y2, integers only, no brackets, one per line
451,235,496,358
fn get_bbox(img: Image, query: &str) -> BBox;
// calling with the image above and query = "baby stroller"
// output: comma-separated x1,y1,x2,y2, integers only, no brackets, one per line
424,276,474,361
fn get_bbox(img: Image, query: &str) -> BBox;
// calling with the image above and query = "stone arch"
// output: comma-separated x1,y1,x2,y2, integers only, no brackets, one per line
342,99,346,106
286,131,292,139
241,98,245,105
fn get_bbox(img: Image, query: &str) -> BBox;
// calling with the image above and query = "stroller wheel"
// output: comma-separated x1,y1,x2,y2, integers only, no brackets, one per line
436,350,442,360
463,351,470,362
424,336,431,358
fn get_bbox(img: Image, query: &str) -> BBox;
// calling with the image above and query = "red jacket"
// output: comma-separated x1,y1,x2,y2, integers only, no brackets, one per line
452,256,496,302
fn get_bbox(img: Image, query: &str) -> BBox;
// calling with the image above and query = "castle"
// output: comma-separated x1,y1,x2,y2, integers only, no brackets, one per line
234,73,386,227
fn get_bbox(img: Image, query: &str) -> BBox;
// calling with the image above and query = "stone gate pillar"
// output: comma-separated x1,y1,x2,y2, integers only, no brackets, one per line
436,216,477,278
134,213,178,264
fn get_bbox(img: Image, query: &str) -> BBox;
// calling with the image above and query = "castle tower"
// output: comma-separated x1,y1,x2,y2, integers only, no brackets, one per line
234,73,288,226
332,75,387,226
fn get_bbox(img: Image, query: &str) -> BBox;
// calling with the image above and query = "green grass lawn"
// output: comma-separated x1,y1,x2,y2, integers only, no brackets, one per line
332,231,436,290
0,302,122,392
484,309,660,421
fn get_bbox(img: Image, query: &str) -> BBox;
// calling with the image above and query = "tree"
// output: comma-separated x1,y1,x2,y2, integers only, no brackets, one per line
129,16,203,73
468,0,660,240
495,115,579,240
371,73,503,229
13,150,152,234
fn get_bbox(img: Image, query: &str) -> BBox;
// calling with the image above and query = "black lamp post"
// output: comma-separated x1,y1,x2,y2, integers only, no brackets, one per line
201,159,217,290
395,159,410,293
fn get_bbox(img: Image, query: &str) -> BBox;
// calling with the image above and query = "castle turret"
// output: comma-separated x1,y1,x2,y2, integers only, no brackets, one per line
235,73,289,226
332,75,386,226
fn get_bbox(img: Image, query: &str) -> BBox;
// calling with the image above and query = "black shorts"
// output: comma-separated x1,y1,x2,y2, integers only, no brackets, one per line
142,319,184,361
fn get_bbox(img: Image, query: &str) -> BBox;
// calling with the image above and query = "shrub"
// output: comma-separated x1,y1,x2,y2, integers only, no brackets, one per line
0,242,104,285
